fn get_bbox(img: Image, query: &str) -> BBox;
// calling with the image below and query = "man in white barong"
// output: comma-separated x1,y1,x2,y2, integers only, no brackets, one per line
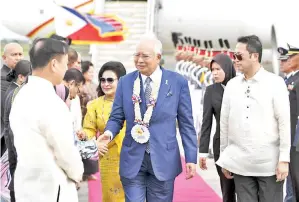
216,35,290,202
9,38,84,202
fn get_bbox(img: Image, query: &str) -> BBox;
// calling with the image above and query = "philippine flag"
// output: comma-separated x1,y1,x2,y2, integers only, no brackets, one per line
55,6,88,38
54,6,126,44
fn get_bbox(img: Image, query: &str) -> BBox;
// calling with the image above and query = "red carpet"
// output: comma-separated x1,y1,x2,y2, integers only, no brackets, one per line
88,157,221,202
173,157,221,202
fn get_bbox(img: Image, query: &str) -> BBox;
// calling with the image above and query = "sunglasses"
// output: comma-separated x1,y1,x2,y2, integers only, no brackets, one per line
233,52,243,61
233,52,255,61
99,77,117,84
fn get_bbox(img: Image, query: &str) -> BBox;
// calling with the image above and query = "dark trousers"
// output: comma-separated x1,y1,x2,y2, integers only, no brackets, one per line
285,174,294,202
1,136,6,157
234,174,284,202
214,154,236,202
120,153,174,202
10,191,15,202
290,146,299,202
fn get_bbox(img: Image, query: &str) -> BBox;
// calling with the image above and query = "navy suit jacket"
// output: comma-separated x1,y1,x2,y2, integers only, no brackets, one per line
105,67,197,181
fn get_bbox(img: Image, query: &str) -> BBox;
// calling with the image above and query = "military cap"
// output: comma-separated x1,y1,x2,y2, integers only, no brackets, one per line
277,47,289,61
286,44,299,56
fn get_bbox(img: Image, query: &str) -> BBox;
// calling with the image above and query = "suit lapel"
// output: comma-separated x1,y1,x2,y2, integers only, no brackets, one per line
291,72,299,84
151,68,171,119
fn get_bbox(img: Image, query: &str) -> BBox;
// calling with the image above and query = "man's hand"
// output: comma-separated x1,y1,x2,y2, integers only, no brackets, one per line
222,168,233,179
276,162,289,182
76,130,87,140
97,141,108,156
96,131,112,156
186,163,196,180
199,157,207,170
97,131,112,143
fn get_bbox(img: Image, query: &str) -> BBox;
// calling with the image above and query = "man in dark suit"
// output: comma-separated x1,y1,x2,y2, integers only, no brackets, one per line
285,45,299,202
1,43,23,156
98,34,197,202
3,83,21,202
278,47,294,202
278,44,299,201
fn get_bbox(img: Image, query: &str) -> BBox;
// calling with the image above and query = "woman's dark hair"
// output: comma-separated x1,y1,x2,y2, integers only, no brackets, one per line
6,60,32,82
63,68,85,84
97,61,126,97
81,61,94,74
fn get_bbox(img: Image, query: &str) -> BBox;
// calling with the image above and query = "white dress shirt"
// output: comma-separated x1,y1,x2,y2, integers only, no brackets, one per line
216,68,290,176
10,76,84,202
140,66,162,92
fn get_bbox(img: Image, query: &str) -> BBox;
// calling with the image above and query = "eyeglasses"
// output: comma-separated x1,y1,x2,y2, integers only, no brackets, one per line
133,53,152,60
99,77,117,84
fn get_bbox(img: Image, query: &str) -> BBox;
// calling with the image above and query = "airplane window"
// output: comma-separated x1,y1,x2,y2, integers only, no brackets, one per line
40,9,44,15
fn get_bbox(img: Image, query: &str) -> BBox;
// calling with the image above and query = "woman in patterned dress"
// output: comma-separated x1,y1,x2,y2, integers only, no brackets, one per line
82,61,126,202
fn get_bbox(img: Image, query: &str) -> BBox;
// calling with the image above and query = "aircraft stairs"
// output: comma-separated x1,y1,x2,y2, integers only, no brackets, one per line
91,1,148,74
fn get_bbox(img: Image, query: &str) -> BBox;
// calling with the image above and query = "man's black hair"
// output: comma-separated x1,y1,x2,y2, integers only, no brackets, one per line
50,34,72,45
29,38,69,69
237,35,263,63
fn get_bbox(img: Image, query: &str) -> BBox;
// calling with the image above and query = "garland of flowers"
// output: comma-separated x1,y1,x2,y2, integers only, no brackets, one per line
132,76,159,127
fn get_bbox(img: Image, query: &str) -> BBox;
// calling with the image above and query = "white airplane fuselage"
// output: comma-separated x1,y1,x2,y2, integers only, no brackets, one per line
1,0,298,74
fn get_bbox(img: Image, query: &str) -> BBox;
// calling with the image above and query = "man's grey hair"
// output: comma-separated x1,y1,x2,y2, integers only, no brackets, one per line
137,33,163,55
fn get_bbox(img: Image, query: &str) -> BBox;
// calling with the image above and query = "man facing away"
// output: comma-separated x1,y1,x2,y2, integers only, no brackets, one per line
9,38,84,202
98,34,198,202
216,35,290,202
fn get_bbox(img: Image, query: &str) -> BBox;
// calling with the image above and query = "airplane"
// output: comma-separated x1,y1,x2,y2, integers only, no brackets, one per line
0,0,95,39
0,0,127,44
1,0,299,74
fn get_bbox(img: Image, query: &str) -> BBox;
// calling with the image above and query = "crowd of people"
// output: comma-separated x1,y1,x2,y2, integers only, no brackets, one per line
0,33,299,202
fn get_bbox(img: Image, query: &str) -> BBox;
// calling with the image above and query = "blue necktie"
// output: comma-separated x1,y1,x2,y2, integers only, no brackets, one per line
284,76,288,84
144,77,152,153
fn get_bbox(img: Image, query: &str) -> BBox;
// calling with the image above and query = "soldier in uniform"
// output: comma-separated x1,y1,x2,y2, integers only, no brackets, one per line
277,47,293,202
287,45,299,202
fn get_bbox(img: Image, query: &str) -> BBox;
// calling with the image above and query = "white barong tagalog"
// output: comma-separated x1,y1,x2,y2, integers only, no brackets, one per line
10,76,84,202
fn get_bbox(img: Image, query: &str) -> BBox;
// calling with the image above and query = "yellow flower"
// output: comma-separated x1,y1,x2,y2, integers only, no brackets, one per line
136,128,143,136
